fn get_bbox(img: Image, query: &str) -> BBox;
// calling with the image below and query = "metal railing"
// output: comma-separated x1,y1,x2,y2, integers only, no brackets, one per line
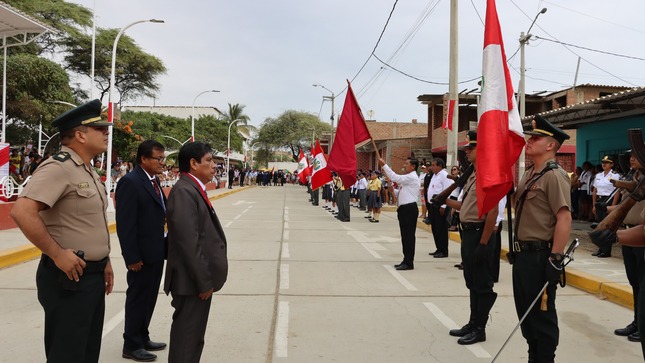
0,175,31,200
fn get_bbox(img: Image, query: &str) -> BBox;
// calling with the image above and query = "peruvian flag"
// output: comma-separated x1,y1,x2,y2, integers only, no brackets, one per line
296,149,310,184
442,99,456,130
310,139,333,190
327,80,372,189
476,0,526,218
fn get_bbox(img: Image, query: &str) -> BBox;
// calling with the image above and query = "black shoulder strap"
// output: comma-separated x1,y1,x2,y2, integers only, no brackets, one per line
52,151,70,162
512,161,559,243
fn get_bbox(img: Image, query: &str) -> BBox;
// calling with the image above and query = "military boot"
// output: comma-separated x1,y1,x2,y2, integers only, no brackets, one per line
457,325,486,345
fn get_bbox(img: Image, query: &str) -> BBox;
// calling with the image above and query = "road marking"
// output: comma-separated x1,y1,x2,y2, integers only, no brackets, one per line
241,207,251,214
280,264,290,289
102,308,125,338
282,243,290,259
423,302,491,358
225,221,233,227
383,265,417,291
284,230,290,240
275,301,290,358
284,214,290,221
284,222,289,229
234,214,242,220
361,243,382,259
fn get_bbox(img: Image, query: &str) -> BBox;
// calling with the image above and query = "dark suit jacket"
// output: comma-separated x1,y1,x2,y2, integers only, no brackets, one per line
115,166,167,265
164,174,228,295
423,173,433,201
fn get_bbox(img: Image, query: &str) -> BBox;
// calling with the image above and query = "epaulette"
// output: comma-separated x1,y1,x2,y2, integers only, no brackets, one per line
52,151,71,162
545,160,559,170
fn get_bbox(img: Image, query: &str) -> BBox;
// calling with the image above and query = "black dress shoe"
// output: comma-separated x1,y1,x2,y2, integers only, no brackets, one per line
449,323,474,337
454,263,463,270
597,252,612,258
457,326,486,345
615,322,638,336
395,264,414,270
628,331,641,342
433,252,448,258
122,348,157,362
394,262,405,268
429,250,440,256
591,250,601,256
369,219,379,223
340,218,350,222
144,341,167,351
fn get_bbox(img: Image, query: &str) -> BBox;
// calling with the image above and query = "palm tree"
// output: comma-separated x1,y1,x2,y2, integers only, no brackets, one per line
222,103,256,139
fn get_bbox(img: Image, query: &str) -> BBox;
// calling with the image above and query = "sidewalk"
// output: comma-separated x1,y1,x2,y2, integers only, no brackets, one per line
0,186,252,269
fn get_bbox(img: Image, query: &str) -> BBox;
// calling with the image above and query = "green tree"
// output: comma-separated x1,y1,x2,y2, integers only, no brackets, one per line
254,110,331,161
1,54,76,145
62,28,167,103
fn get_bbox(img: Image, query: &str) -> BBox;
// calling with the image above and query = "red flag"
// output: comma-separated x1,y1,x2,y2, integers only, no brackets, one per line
476,0,526,218
309,144,315,175
442,99,456,130
311,139,333,190
296,148,310,184
327,81,371,188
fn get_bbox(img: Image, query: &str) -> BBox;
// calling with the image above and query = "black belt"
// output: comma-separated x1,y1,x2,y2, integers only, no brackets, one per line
41,254,108,273
513,240,552,252
460,222,484,231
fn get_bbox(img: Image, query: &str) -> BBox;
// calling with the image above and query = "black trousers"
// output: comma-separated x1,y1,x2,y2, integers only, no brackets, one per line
311,188,319,205
397,203,418,265
169,293,212,363
358,189,367,209
512,250,558,363
337,189,350,220
493,222,503,283
430,204,449,254
37,258,105,363
461,228,497,327
638,270,645,359
124,261,164,350
623,246,645,325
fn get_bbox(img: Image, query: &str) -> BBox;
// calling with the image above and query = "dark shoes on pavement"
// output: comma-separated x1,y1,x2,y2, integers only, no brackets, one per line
122,348,157,362
429,250,439,256
433,252,448,258
449,323,473,337
457,327,486,345
628,331,642,342
144,341,167,351
454,263,463,270
394,263,414,270
615,322,638,336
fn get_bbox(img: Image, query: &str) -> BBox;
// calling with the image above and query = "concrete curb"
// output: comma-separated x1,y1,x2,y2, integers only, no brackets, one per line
415,220,634,310
0,186,252,270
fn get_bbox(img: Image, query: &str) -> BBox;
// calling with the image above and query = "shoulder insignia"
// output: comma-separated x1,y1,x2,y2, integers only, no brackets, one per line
52,152,71,162
546,160,559,170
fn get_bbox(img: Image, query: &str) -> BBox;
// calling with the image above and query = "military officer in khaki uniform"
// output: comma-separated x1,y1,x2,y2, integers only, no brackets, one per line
445,131,498,345
512,115,572,363
11,99,114,363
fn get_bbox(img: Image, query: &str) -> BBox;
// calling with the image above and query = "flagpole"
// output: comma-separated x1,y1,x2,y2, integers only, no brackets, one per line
446,0,459,167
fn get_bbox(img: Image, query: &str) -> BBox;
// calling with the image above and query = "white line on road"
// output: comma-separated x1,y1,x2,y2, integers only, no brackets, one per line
361,243,382,259
284,230,289,240
383,265,418,291
234,214,242,220
282,243,290,259
102,308,125,338
224,221,233,227
241,207,251,214
423,302,491,359
280,264,290,290
284,222,289,229
284,214,290,221
275,301,290,358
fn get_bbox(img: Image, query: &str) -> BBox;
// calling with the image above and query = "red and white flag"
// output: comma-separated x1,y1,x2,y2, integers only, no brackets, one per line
310,139,333,191
476,0,526,218
442,99,456,130
327,81,371,189
297,148,310,184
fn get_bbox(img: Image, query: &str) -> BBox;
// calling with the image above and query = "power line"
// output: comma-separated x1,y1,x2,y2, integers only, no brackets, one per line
373,53,480,85
534,36,645,62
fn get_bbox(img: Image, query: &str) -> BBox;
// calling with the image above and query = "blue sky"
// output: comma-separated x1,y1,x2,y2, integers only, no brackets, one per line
69,0,645,129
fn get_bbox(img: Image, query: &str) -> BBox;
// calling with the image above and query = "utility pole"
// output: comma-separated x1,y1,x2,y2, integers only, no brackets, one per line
446,0,459,167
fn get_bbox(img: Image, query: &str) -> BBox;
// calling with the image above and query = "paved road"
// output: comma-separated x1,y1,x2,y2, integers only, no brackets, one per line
0,184,642,362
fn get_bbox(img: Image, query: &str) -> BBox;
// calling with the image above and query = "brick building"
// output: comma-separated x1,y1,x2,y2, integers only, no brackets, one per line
417,84,630,172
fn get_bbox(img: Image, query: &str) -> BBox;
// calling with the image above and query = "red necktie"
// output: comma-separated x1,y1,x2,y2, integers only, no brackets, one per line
152,179,161,199
182,173,213,211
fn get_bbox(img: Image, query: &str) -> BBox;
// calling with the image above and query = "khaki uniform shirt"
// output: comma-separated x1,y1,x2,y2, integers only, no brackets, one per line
460,172,484,223
368,178,382,191
625,200,645,226
515,159,571,242
20,146,110,261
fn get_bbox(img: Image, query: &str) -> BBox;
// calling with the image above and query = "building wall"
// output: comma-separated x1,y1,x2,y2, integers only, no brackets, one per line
576,115,644,165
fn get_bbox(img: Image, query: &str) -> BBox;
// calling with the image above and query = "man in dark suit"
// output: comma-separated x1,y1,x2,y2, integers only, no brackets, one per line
116,140,168,362
423,165,433,224
164,142,228,363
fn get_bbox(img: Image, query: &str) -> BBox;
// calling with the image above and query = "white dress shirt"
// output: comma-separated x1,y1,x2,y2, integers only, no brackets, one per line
382,164,419,207
593,170,619,196
427,169,454,208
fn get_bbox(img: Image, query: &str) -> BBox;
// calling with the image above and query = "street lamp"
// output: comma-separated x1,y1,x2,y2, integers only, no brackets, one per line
518,7,547,176
226,119,242,180
313,83,335,150
250,141,260,167
105,19,164,206
191,89,219,142
161,135,189,147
